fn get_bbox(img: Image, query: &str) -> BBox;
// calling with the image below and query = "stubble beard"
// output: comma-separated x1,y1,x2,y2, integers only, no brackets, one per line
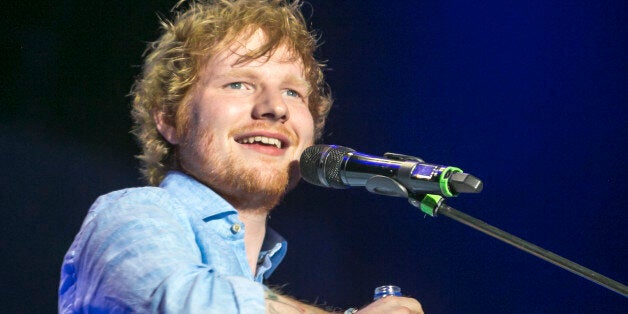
180,126,292,212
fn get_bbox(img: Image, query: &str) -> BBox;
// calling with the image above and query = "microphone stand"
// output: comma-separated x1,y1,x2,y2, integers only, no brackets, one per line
410,194,628,297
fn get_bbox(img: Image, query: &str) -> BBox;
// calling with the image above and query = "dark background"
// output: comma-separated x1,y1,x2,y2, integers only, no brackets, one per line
3,0,626,312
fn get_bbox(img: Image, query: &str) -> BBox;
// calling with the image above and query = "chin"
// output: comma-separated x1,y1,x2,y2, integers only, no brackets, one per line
232,166,289,196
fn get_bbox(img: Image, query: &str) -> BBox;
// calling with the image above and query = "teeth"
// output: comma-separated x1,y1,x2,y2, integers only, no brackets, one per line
238,136,282,149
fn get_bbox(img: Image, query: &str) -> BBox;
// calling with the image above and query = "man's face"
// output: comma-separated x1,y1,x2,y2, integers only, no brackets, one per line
166,29,315,208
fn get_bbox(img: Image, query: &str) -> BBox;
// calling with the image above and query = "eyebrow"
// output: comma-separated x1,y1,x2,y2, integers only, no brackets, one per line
212,68,257,80
283,74,312,94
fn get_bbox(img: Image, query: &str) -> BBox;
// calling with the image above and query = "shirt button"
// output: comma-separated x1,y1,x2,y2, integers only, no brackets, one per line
230,223,242,234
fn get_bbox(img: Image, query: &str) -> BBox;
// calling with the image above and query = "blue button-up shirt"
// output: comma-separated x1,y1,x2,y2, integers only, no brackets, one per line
59,171,287,313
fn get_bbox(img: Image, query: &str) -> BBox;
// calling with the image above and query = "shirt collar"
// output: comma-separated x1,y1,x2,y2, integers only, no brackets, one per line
258,227,288,280
160,171,237,221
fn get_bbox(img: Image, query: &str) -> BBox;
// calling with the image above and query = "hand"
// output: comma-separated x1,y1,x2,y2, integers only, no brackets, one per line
355,296,424,314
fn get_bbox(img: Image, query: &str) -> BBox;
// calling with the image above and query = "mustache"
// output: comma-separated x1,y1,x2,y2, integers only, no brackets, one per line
229,121,298,144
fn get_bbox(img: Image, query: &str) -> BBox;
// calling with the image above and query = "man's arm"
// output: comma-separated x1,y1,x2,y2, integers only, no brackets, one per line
264,289,424,314
265,288,331,313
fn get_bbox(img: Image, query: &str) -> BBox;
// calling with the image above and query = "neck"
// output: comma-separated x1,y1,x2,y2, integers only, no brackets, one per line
238,209,269,276
225,191,282,213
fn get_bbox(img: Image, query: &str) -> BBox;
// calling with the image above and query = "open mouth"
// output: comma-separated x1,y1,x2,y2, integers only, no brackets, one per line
235,135,284,149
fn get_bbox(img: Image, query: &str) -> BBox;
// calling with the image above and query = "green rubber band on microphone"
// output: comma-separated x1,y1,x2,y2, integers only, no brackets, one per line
419,194,443,216
439,166,463,197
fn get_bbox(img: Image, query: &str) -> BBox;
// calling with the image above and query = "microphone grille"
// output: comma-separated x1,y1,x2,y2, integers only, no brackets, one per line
300,145,354,188
300,145,327,185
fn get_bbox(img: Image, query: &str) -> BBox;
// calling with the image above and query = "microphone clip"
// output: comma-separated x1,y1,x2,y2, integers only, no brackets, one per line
365,175,410,198
364,175,444,217
383,152,425,163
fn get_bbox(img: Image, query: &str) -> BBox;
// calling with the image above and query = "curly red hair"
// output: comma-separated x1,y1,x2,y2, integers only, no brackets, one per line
131,0,332,185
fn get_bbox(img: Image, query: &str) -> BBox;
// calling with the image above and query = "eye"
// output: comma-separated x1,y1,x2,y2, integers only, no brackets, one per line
285,89,301,98
227,82,244,89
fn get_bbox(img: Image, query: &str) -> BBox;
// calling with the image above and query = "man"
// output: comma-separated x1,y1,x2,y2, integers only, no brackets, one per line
59,0,423,313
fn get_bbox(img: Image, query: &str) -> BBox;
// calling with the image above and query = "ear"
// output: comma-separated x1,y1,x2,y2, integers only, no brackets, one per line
153,110,180,145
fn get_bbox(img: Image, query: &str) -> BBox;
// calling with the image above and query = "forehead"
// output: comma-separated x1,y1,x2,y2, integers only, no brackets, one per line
206,28,305,74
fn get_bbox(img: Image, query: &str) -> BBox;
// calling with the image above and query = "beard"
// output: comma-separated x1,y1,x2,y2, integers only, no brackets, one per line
177,122,297,212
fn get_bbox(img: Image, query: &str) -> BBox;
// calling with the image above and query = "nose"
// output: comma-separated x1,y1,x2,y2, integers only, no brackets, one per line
252,89,289,122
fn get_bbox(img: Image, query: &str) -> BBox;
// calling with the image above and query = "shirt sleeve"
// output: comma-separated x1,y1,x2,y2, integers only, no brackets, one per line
59,190,266,313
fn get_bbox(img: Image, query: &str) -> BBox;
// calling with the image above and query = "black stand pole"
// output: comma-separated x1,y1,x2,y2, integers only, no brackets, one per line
433,203,627,297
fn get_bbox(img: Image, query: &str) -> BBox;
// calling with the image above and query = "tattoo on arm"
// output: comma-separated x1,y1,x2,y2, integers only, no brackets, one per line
265,288,279,301
265,288,318,314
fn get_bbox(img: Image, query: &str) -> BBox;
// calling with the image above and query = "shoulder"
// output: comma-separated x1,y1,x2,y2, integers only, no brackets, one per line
93,186,169,206
71,186,198,255
81,186,186,228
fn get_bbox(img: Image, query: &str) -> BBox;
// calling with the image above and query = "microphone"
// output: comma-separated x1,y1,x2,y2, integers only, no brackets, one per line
299,144,483,198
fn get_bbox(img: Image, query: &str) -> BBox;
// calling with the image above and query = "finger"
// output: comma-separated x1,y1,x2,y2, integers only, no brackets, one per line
378,296,424,314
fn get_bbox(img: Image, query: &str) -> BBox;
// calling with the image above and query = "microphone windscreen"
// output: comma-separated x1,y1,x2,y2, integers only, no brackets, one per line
299,145,354,188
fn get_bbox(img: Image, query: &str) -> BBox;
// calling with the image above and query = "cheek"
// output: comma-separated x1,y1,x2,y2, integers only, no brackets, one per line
197,100,244,131
292,106,315,142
